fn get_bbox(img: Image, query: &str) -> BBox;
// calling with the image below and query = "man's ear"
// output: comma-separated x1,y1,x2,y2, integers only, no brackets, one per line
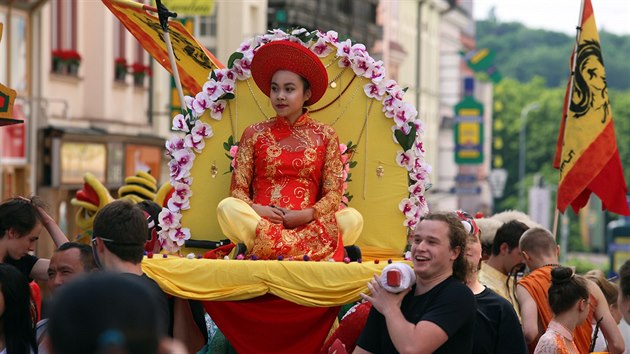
95,238,106,252
521,250,530,262
450,245,461,261
5,228,16,240
499,242,510,255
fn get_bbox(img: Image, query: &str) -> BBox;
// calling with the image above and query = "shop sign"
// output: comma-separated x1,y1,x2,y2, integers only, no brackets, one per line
60,142,107,184
1,103,27,164
454,98,484,165
125,144,162,181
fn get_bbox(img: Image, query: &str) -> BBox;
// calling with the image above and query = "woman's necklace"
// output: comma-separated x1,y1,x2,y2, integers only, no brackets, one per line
542,263,560,268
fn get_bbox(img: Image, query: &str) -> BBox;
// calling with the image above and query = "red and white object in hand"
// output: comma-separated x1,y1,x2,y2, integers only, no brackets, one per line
379,263,415,293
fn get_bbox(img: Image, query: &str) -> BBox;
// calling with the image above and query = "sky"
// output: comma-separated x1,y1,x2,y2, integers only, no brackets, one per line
472,0,630,36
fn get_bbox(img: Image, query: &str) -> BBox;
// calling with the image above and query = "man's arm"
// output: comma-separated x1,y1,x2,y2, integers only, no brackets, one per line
37,205,69,247
588,280,625,354
30,259,51,282
360,276,451,353
385,312,449,354
516,284,540,344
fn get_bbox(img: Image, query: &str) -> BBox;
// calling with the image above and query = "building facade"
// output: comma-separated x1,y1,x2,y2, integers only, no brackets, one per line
0,0,268,256
267,0,381,51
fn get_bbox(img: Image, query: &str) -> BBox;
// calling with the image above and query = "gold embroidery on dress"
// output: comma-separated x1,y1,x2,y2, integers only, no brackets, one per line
266,145,282,158
303,147,317,162
269,180,287,204
300,187,311,209
236,114,343,261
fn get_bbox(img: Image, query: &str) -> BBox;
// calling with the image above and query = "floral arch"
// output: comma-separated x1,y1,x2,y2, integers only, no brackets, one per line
157,29,431,259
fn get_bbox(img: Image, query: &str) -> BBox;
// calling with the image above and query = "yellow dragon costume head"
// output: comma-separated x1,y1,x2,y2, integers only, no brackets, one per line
71,171,173,244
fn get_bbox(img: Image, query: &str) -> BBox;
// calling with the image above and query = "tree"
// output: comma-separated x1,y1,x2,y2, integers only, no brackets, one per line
476,20,630,90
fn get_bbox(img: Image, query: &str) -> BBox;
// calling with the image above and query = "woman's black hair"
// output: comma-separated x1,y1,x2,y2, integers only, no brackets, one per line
548,266,589,315
0,263,37,354
300,75,310,92
48,272,167,354
0,196,46,239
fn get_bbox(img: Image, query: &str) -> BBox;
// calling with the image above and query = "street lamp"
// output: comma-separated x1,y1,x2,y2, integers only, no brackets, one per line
518,102,540,211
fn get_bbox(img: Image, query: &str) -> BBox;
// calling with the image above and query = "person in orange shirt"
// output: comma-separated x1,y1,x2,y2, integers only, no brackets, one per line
516,227,624,354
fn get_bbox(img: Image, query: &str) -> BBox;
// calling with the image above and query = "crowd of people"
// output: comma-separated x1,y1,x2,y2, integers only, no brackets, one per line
0,197,630,354
348,211,630,354
4,194,630,354
2,39,630,354
2,188,630,354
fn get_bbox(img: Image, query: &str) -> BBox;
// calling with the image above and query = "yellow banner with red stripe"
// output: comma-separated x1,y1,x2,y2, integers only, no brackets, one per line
554,0,630,215
102,0,223,95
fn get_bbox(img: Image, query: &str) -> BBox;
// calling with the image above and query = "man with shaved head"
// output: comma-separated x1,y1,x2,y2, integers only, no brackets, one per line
516,227,624,353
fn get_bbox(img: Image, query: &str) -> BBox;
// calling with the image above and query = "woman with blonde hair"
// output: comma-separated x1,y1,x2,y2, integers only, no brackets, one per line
585,269,622,352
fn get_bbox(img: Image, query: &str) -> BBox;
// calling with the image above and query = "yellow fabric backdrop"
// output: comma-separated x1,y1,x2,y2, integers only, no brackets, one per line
181,47,409,259
141,257,409,307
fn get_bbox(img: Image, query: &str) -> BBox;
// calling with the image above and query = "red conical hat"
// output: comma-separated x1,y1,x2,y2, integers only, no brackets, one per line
251,40,328,106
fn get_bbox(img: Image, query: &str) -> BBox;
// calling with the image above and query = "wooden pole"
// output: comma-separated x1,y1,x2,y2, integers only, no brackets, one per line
553,0,586,239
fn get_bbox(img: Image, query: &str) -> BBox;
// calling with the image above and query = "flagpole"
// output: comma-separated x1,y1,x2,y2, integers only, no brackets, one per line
155,0,189,116
111,0,156,12
552,0,586,238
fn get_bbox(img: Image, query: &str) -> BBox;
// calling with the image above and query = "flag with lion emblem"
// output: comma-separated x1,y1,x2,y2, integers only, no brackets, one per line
553,0,630,215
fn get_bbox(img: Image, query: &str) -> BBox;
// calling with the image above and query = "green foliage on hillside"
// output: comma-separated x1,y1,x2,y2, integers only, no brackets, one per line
475,19,630,90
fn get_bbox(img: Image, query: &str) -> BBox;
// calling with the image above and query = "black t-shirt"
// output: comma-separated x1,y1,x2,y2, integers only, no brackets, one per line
473,287,528,354
356,276,476,354
137,273,208,342
117,273,170,337
5,254,38,280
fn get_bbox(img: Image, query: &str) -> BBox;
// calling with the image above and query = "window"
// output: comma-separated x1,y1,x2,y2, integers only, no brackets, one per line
368,2,377,23
132,42,148,87
198,12,217,37
51,0,79,75
10,14,27,91
114,23,126,59
113,23,127,82
338,0,352,14
51,0,77,50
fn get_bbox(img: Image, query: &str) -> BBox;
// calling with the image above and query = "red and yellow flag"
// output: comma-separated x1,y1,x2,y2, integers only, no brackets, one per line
102,0,224,94
553,0,630,215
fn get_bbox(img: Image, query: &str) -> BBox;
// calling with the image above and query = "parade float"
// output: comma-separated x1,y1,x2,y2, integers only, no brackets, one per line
72,1,432,352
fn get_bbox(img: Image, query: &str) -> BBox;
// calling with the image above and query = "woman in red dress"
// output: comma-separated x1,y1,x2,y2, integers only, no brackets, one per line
217,40,363,261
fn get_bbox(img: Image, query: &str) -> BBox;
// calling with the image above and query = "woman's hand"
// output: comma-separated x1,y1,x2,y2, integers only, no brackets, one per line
24,197,69,246
360,275,411,315
252,204,284,224
281,208,314,229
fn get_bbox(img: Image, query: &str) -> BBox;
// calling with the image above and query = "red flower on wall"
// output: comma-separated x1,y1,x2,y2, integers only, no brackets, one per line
130,62,152,77
52,49,82,63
